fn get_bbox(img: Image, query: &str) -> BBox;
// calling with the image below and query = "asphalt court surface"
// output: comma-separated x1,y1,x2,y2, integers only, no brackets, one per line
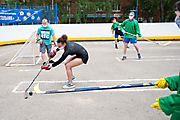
0,41,180,120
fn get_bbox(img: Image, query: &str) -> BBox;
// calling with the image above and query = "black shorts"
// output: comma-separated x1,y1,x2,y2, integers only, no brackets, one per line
76,53,89,64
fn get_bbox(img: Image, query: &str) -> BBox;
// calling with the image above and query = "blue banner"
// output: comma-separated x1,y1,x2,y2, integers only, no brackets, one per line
0,8,42,23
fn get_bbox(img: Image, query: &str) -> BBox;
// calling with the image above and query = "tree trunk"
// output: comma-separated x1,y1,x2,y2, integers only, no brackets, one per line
159,1,164,22
160,1,164,22
145,10,149,23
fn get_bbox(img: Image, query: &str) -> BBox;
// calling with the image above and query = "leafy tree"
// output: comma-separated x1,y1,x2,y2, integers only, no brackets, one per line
74,0,120,23
122,0,177,22
122,0,154,23
153,0,177,22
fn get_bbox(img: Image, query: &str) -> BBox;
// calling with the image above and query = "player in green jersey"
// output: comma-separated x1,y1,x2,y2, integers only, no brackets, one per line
120,12,142,60
111,18,119,49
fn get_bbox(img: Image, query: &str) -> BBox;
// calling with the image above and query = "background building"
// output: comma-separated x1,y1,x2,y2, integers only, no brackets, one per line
0,0,177,24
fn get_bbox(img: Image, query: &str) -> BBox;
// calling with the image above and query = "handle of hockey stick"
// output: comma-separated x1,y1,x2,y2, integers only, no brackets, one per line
124,32,171,46
24,57,51,99
41,42,55,45
34,82,156,94
124,32,160,45
36,40,55,45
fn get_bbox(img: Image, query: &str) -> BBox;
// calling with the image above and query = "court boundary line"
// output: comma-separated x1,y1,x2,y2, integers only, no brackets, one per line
116,57,180,62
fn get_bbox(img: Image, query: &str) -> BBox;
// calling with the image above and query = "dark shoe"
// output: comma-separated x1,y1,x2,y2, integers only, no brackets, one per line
127,46,129,48
43,62,46,65
138,53,141,59
115,44,118,49
49,60,54,63
122,56,126,60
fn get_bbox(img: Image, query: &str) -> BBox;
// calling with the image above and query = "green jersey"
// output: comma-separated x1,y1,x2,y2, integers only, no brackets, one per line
159,74,180,120
120,19,142,38
37,25,55,45
111,22,119,30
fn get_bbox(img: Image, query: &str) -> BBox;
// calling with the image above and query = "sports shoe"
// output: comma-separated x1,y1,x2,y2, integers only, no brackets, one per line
43,62,46,65
63,82,75,89
49,60,54,63
122,56,126,60
127,46,129,48
115,44,118,49
65,76,76,83
138,53,141,59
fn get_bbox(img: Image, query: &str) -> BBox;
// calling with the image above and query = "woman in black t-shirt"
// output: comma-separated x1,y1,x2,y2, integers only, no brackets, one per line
41,34,89,89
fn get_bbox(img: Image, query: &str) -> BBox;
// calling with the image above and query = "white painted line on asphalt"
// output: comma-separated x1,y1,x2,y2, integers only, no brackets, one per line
116,57,121,61
116,57,180,62
12,79,159,93
127,56,180,58
12,82,24,93
19,69,41,72
124,59,180,62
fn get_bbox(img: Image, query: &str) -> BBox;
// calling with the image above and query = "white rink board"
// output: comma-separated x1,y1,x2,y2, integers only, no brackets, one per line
0,23,180,42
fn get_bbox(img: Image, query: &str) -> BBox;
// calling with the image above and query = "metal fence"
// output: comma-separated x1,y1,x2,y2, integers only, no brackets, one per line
0,3,57,25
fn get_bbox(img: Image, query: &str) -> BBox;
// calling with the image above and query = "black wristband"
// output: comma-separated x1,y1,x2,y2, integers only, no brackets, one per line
56,48,60,51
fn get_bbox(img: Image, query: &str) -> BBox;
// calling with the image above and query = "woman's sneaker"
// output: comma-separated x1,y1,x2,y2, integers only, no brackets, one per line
122,56,126,60
63,82,75,89
65,76,76,83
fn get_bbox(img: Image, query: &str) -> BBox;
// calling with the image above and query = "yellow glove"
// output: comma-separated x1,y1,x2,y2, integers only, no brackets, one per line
154,78,169,89
151,98,163,112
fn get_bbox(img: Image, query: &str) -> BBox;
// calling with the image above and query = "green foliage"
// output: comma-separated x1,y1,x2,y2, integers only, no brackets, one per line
153,0,177,22
74,0,120,23
122,0,177,22
57,0,71,23
4,0,177,23
3,0,121,23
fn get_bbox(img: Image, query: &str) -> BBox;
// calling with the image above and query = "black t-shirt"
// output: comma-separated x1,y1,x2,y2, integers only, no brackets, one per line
52,41,88,67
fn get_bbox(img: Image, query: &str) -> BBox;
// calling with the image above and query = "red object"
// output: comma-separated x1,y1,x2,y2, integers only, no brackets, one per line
41,65,50,70
49,50,56,58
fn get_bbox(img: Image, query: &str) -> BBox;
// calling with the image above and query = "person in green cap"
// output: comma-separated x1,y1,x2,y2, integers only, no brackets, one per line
120,12,142,60
151,72,180,120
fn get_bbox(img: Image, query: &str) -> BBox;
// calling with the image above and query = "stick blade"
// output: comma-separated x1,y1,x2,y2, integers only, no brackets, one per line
162,41,171,46
34,83,46,94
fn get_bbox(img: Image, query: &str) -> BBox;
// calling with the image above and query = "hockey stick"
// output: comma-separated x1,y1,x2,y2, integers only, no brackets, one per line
36,41,55,45
36,39,56,45
124,32,171,46
34,82,155,94
24,57,51,99
43,42,55,45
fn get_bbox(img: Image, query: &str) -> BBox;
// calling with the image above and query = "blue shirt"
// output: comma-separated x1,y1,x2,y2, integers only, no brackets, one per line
37,25,55,45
